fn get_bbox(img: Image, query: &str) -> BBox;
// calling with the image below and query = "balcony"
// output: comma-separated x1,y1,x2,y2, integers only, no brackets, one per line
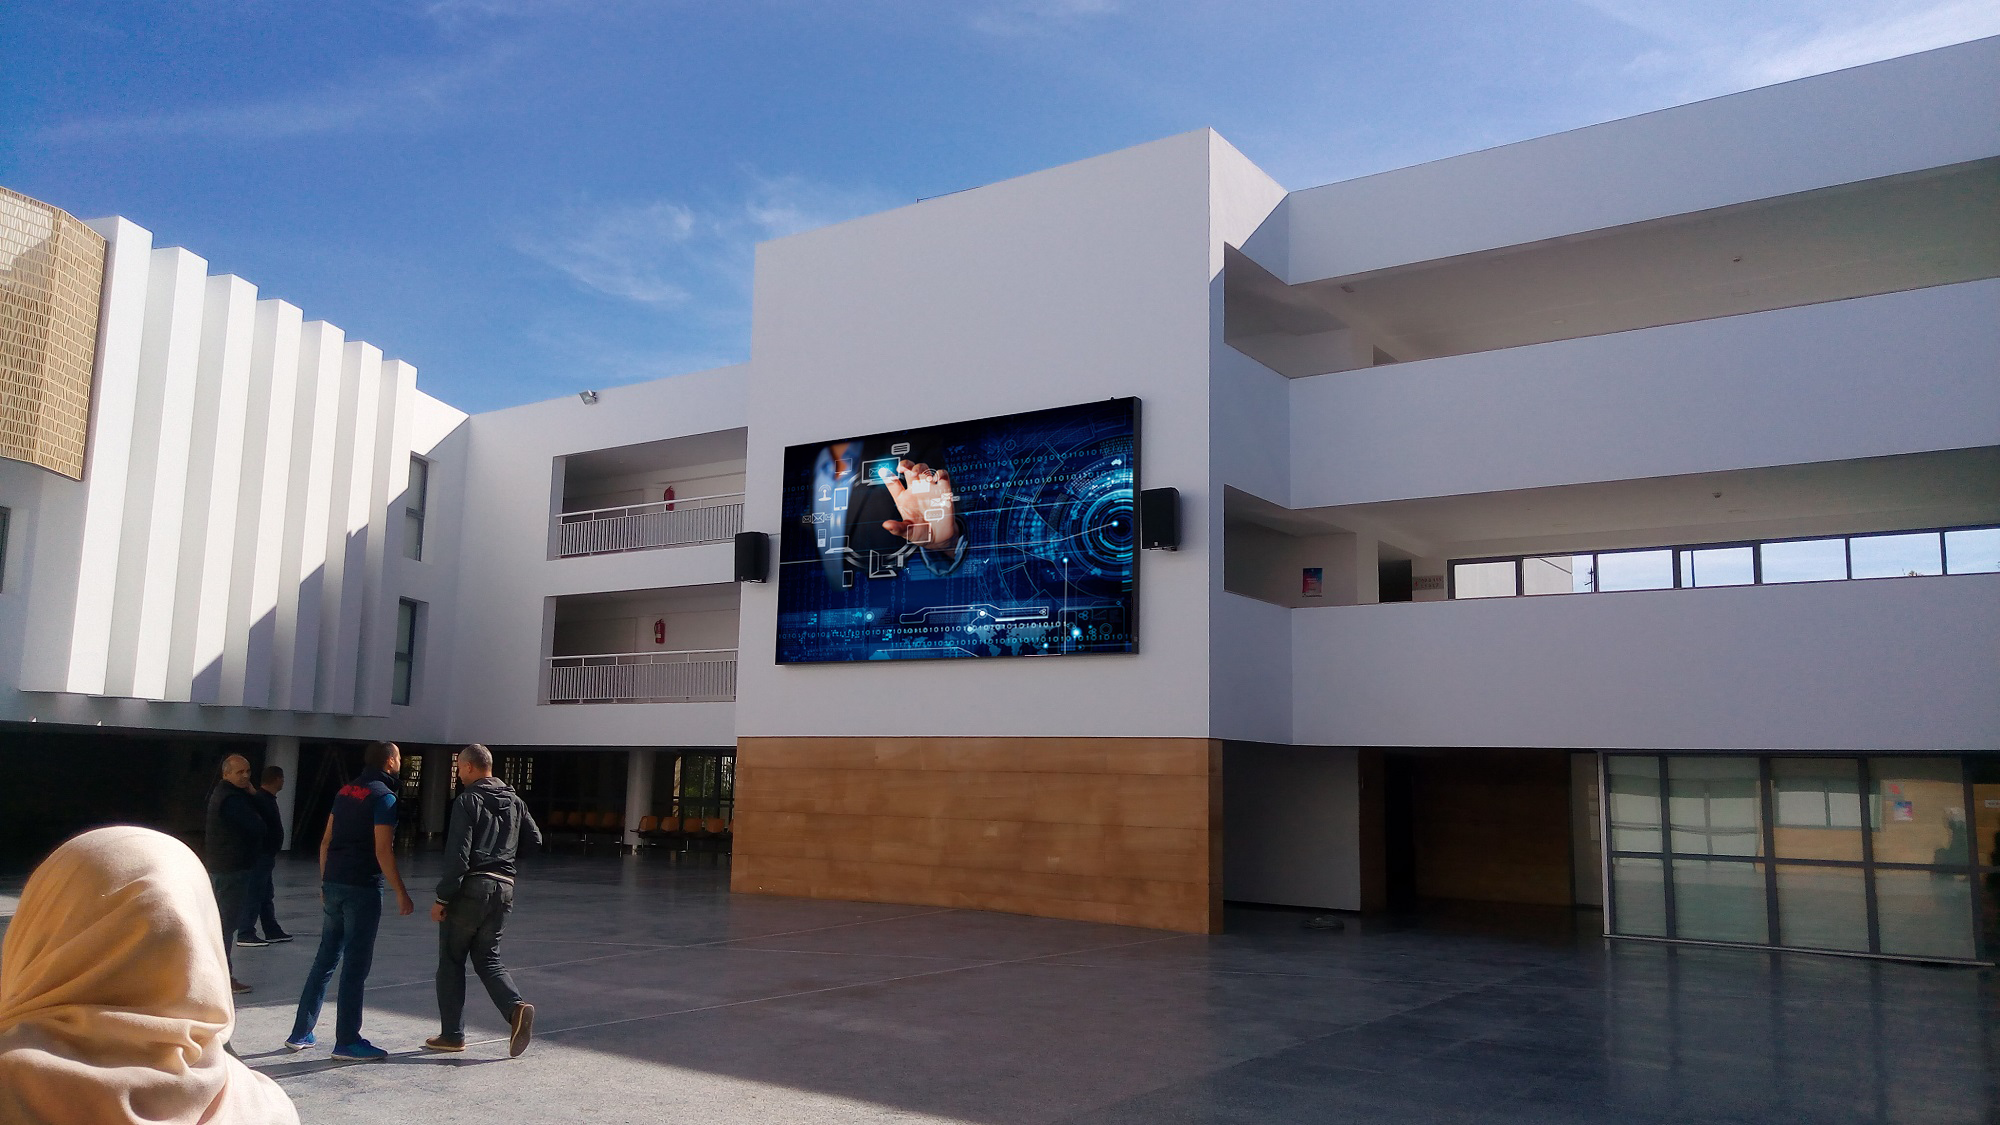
553,427,747,558
546,649,737,704
556,493,743,557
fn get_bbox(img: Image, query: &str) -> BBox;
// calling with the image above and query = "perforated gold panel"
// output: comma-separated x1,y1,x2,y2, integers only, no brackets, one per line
0,187,106,481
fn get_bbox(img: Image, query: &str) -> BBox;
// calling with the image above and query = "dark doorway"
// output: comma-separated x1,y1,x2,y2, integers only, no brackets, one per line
1377,749,1576,910
1379,558,1415,603
1383,754,1418,909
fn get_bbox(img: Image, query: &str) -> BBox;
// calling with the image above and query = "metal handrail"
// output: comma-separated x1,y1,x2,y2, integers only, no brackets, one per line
559,492,744,521
546,650,738,704
548,649,736,664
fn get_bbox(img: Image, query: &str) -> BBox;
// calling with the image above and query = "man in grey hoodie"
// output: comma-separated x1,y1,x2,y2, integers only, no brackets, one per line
425,744,543,1057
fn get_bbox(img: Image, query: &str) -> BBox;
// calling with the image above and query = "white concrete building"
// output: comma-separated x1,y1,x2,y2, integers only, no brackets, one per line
2,39,1995,958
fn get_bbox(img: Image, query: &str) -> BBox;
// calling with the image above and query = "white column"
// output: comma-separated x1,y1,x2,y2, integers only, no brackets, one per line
321,342,382,713
225,299,303,708
265,735,301,851
108,246,208,699
177,273,257,703
623,750,655,848
277,321,344,712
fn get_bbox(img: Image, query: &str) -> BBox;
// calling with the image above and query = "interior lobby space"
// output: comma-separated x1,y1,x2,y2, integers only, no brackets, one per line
20,850,1980,1125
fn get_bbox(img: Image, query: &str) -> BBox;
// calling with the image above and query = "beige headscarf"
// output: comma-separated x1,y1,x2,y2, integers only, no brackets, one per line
0,826,299,1125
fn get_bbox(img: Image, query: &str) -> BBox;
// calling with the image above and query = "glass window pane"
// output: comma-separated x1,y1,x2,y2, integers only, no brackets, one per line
1874,869,1974,960
392,656,413,707
1611,856,1667,936
1971,755,2000,872
1672,858,1767,943
1770,758,1863,861
1775,864,1869,952
1522,554,1592,595
1596,549,1673,592
1668,757,1763,857
1760,538,1846,583
1607,756,1663,853
403,510,424,561
1680,545,1754,588
1944,527,2000,574
1848,532,1941,579
1452,560,1515,599
1869,757,1968,866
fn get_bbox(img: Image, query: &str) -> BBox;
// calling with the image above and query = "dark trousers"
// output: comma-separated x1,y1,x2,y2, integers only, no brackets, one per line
290,882,383,1047
210,869,253,969
436,876,524,1038
237,855,282,939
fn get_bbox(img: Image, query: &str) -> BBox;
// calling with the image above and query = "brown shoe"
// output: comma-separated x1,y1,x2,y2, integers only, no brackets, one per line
423,1035,465,1052
230,978,252,995
508,1003,534,1058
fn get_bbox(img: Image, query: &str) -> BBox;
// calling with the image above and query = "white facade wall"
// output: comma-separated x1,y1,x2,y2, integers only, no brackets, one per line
737,129,1280,740
1251,36,2000,283
0,218,454,741
1290,574,2000,751
443,366,745,748
1281,280,2000,510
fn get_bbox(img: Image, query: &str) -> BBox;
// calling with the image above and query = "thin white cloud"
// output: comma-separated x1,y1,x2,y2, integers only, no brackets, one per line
969,0,1120,38
41,45,516,143
515,175,900,308
1583,0,2000,97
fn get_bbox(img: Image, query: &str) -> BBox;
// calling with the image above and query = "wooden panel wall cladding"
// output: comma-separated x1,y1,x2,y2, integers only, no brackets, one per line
731,737,1224,933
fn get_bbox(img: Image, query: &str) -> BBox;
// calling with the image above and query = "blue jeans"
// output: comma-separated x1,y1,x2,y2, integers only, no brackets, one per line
289,882,382,1047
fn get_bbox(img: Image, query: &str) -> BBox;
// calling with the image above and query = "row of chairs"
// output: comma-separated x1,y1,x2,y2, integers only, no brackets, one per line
546,810,621,832
638,815,732,837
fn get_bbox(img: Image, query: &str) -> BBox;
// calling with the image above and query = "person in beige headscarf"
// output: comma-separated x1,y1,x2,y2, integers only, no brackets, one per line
0,825,299,1125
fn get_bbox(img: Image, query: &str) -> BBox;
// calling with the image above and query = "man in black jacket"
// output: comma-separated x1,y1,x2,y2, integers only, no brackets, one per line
425,744,543,1057
203,753,264,994
236,765,293,946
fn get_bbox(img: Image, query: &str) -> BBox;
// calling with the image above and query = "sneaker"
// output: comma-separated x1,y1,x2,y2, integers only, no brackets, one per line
264,930,295,943
331,1041,388,1062
283,1033,315,1052
230,978,252,994
236,936,271,948
423,1035,465,1052
508,1002,534,1058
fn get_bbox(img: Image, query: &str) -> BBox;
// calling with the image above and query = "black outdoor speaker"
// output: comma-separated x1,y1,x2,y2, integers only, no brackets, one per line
733,531,769,582
1139,487,1180,551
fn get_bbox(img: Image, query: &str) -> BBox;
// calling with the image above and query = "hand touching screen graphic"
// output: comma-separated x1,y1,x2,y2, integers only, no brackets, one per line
879,460,958,551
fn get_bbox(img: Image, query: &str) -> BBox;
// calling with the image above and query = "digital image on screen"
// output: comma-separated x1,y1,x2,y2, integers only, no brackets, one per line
776,398,1138,663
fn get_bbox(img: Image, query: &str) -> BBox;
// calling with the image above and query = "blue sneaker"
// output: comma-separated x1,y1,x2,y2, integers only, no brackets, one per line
283,1033,315,1052
331,1040,388,1061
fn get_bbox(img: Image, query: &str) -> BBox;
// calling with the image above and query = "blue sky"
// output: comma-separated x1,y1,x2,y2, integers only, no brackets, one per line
4,1,1995,414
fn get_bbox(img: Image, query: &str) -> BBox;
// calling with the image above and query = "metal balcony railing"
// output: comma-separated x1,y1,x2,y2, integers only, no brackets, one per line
555,493,744,557
546,649,738,704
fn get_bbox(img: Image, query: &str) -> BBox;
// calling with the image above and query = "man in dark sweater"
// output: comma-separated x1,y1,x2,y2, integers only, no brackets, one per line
425,744,543,1058
285,741,416,1061
236,765,292,946
204,754,265,994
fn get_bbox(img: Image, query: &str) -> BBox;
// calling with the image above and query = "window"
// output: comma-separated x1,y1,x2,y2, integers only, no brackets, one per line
0,507,9,592
393,599,421,705
1448,524,1993,600
1605,753,1997,962
403,455,430,562
1450,559,1516,598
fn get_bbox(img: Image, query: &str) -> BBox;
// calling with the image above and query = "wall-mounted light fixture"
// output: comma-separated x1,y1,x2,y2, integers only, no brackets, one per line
578,390,599,405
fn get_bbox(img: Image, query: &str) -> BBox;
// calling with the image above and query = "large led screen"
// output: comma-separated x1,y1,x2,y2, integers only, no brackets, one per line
776,398,1138,663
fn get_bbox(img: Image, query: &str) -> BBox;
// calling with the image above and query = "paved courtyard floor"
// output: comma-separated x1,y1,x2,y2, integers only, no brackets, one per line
8,850,1999,1123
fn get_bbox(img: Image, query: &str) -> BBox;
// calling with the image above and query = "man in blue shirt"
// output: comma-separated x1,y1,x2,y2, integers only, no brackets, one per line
284,741,416,1060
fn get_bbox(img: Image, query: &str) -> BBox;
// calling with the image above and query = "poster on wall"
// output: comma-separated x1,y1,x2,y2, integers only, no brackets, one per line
776,398,1138,663
1301,567,1323,598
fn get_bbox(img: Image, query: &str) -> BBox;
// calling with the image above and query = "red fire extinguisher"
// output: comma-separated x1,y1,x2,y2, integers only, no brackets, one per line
653,619,667,646
663,485,675,511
